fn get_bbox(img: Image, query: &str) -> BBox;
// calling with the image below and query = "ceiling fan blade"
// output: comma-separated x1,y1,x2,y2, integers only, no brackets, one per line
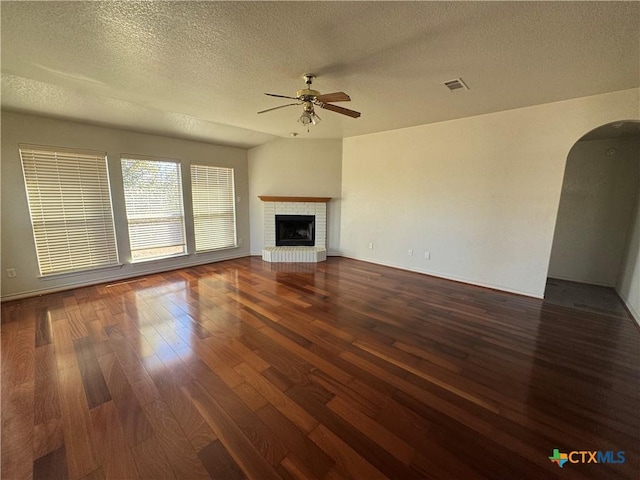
315,92,351,103
320,102,361,118
264,93,299,100
257,103,300,114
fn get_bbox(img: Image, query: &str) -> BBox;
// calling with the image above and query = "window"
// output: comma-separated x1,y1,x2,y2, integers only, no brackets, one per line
20,145,119,276
191,164,237,252
121,157,186,261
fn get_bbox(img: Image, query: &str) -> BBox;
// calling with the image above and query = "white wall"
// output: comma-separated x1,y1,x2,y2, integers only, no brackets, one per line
1,111,250,300
341,88,640,298
548,138,639,285
248,138,342,255
617,165,640,324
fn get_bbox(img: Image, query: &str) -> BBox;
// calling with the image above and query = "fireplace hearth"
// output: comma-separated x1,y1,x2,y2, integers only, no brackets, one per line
276,215,315,246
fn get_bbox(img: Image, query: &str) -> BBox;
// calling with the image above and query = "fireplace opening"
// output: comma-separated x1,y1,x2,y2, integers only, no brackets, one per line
276,215,315,246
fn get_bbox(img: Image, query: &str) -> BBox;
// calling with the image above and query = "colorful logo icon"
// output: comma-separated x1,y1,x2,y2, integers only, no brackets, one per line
549,449,569,468
549,448,625,468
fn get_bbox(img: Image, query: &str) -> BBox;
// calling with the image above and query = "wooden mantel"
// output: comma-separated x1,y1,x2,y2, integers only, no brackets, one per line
258,196,331,203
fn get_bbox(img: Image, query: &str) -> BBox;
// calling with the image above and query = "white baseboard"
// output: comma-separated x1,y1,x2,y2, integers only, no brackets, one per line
16,253,627,307
547,274,615,288
1,252,251,302
340,254,544,299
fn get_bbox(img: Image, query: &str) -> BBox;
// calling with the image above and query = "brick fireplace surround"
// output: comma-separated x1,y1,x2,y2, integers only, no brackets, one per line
259,196,330,263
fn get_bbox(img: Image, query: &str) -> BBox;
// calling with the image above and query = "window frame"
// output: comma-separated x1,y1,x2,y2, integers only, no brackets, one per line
120,154,188,263
190,164,238,253
19,144,120,277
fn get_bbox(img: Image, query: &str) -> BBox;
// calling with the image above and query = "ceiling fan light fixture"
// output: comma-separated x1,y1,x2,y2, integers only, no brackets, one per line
310,111,321,125
298,111,312,126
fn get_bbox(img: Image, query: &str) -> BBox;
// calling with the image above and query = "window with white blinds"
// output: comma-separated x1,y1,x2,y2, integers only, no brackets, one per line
121,157,186,261
20,145,119,276
190,164,237,252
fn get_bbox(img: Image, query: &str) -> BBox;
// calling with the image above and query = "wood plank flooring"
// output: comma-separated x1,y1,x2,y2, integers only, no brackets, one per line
2,257,639,479
545,278,632,319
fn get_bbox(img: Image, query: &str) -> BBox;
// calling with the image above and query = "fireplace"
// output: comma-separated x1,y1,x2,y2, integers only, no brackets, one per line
260,196,329,263
276,215,315,246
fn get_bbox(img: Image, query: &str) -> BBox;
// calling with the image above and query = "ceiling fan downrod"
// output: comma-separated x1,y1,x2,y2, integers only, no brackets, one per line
297,74,320,100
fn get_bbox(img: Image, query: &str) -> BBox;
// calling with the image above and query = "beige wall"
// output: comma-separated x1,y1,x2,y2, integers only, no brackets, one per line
248,138,342,255
617,165,640,324
4,89,638,304
341,88,640,297
548,138,640,286
1,111,250,300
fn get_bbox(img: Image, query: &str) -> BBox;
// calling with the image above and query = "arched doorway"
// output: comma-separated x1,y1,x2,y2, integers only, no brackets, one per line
545,120,640,318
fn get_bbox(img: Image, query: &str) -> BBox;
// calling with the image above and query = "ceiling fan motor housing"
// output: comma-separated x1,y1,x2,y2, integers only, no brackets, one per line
296,88,320,101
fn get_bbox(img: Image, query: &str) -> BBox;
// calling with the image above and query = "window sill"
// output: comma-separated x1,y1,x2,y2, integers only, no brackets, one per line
129,253,190,265
194,245,239,255
39,263,124,280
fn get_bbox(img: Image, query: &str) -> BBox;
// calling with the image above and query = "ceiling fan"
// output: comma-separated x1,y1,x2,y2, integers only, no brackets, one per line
258,74,361,130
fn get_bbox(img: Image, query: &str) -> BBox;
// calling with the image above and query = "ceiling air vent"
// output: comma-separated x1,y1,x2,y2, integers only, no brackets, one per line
443,78,469,91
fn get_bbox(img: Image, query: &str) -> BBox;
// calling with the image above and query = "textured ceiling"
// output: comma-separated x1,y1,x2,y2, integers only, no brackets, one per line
2,1,639,148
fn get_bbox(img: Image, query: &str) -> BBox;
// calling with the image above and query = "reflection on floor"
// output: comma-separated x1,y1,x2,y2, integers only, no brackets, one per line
3,259,639,479
545,278,630,319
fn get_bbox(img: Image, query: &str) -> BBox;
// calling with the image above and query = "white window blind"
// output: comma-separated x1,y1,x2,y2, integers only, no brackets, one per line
121,157,186,261
191,164,237,252
20,145,119,276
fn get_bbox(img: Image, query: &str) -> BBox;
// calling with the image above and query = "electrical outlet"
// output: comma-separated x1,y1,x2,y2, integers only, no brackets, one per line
368,242,373,249
424,251,431,259
6,268,16,278
408,249,413,256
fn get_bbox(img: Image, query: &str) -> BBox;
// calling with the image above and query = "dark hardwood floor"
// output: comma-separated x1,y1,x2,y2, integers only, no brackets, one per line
545,278,632,319
2,257,638,480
